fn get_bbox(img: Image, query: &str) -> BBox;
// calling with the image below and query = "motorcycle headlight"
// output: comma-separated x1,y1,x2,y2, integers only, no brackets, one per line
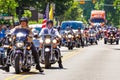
9,38,12,42
53,39,57,44
40,39,43,43
68,35,72,38
3,45,10,48
111,34,113,36
16,42,24,48
90,34,95,36
45,39,51,44
76,35,79,37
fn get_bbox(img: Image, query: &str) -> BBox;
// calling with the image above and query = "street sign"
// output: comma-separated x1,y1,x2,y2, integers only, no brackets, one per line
3,16,13,20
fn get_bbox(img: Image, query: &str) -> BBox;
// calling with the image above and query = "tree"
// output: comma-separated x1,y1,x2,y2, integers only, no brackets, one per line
0,0,18,15
22,10,32,18
79,1,95,23
64,2,87,23
35,0,73,20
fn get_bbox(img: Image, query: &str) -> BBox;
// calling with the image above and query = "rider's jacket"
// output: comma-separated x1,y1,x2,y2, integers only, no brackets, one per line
0,29,6,38
11,25,33,42
39,27,61,38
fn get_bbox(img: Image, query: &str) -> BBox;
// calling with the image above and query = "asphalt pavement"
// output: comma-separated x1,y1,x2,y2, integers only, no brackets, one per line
1,40,120,80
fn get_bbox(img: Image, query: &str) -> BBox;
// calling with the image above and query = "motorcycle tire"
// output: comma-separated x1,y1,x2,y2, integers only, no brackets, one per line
110,39,113,44
95,41,98,45
78,44,80,48
68,46,71,50
45,53,51,69
15,54,22,74
116,40,119,45
104,39,107,44
71,46,73,50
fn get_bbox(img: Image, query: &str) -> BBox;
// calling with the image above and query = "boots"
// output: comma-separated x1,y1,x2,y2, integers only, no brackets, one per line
36,64,44,73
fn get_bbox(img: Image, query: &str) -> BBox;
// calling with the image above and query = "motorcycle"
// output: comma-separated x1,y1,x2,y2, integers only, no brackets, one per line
65,33,75,50
0,46,5,65
75,33,84,48
89,32,98,45
105,31,119,44
6,28,36,74
1,32,13,66
32,31,40,53
39,34,61,69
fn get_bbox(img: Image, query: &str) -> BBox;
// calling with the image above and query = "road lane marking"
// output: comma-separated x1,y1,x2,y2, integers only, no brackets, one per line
4,69,36,80
4,48,83,80
5,75,22,80
17,75,31,80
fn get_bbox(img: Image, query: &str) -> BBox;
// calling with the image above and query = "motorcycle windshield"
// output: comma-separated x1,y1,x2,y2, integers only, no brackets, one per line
14,28,30,41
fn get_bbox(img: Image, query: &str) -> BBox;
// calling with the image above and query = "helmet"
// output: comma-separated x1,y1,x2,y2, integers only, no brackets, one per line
47,20,53,25
14,22,20,26
78,27,81,30
20,17,28,23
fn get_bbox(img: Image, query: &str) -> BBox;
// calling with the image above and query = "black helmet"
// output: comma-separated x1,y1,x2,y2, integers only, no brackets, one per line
14,22,20,26
78,27,81,30
47,20,53,25
20,17,28,23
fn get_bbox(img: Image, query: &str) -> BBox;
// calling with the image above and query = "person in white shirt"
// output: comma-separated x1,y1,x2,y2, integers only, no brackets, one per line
39,20,63,68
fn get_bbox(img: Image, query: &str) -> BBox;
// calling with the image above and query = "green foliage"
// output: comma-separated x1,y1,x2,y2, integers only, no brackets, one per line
22,10,32,18
35,0,73,19
63,2,87,23
0,0,18,15
79,1,95,23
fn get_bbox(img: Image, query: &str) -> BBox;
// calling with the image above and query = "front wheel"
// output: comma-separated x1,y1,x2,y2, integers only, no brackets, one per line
116,40,119,45
110,39,113,44
15,54,22,74
45,53,51,69
104,39,107,44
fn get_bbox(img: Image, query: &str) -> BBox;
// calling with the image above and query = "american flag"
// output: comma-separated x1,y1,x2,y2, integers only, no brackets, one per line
42,3,49,28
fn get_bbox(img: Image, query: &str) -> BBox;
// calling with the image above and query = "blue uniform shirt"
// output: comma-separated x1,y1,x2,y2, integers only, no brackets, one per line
0,29,6,38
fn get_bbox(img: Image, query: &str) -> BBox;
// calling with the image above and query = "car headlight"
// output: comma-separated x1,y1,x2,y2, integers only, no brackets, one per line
16,42,24,48
45,39,51,44
53,39,57,44
68,35,72,38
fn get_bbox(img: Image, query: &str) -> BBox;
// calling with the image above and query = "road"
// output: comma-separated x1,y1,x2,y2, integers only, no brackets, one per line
1,40,120,80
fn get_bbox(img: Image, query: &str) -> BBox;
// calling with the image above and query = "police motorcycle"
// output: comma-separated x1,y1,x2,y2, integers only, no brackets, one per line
64,31,75,50
0,30,13,66
84,29,89,46
0,38,5,65
104,30,119,44
39,34,61,69
6,28,36,74
32,29,40,53
88,30,98,45
75,32,84,48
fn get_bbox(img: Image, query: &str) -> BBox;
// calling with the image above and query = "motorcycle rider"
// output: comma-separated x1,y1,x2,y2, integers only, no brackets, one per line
39,20,63,68
108,27,116,38
76,27,84,47
0,25,6,41
2,17,44,72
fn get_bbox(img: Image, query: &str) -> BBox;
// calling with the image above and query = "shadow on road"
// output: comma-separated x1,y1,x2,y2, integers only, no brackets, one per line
112,48,120,50
42,66,67,70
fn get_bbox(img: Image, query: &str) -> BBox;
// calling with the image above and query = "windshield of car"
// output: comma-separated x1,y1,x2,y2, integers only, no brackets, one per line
61,22,84,30
91,18,105,23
